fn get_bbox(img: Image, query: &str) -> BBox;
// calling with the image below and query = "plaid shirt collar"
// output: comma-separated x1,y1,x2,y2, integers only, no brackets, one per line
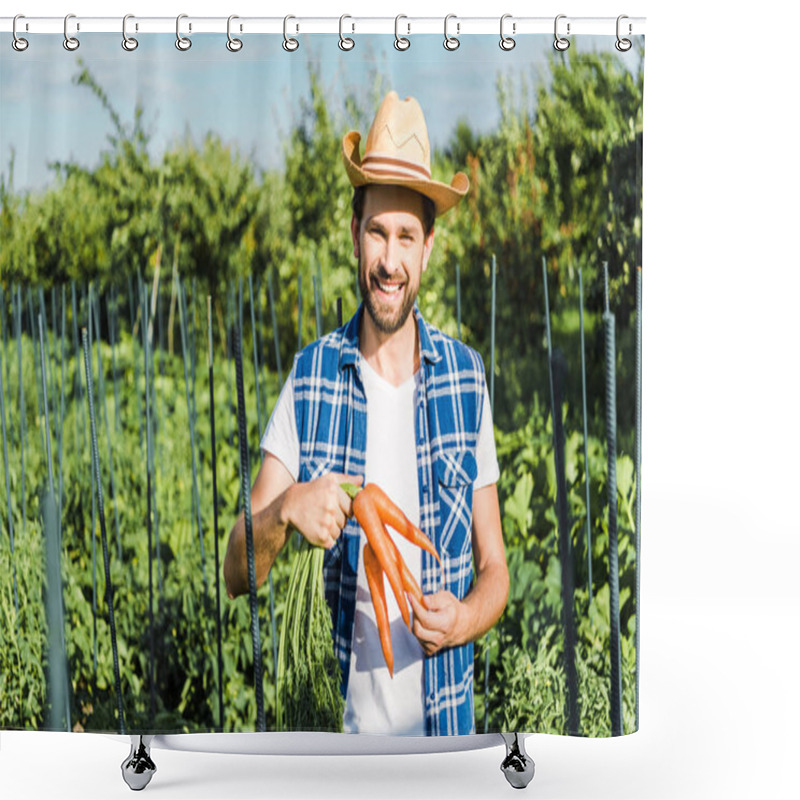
338,302,442,373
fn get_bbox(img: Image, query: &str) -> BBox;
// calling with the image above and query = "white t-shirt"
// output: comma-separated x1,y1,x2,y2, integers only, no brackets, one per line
260,353,500,735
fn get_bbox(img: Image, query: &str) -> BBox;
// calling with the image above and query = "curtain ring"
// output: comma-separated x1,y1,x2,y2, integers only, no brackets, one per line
176,13,192,51
63,13,80,51
122,14,138,51
12,14,29,52
227,14,243,52
443,14,460,51
615,15,632,52
283,15,299,52
554,14,570,51
339,15,354,51
394,14,410,51
499,14,515,51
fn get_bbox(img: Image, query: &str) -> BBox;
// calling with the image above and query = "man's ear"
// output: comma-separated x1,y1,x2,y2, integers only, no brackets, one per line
351,214,360,259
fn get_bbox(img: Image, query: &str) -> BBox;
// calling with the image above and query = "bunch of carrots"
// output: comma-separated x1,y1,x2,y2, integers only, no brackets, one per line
341,482,441,677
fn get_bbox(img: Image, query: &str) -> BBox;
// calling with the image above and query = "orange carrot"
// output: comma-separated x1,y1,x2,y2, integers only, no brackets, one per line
364,483,442,566
384,531,424,610
363,542,393,677
353,489,410,630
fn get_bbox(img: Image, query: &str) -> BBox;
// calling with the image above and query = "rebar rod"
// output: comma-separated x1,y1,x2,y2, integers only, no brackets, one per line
176,275,208,594
82,326,126,735
241,276,278,686
227,286,237,446
39,314,71,731
57,294,71,717
490,255,496,412
58,287,66,518
208,297,225,732
456,262,462,341
27,289,46,457
0,287,8,389
141,283,156,722
127,274,144,450
552,347,579,734
88,298,98,680
90,290,123,562
483,254,497,733
578,268,593,601
297,273,303,353
543,256,579,734
313,273,322,340
70,282,86,449
255,276,268,418
233,324,265,731
267,269,283,386
51,287,58,403
316,260,324,333
38,289,56,428
187,278,198,444
634,265,642,730
248,274,263,438
150,281,163,598
42,489,69,731
15,287,26,546
108,288,121,432
38,316,55,496
0,332,19,614
602,261,624,736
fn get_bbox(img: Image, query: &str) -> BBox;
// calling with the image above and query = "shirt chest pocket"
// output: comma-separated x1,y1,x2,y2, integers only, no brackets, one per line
434,449,477,559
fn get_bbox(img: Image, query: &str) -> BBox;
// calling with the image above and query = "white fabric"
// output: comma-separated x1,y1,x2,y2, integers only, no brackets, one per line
260,353,500,734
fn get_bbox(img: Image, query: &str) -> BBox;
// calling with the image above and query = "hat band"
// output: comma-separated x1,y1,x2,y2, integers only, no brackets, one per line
361,153,432,181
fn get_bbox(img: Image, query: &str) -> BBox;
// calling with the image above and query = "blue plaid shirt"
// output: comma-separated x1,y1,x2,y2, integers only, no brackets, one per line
292,302,487,735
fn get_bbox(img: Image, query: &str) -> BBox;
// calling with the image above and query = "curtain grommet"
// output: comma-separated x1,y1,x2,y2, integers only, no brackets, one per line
444,14,460,51
12,14,29,52
339,14,355,51
615,15,632,52
499,14,515,51
176,13,192,51
121,14,138,51
394,15,410,51
554,14,570,51
226,15,243,52
63,14,80,51
283,15,299,52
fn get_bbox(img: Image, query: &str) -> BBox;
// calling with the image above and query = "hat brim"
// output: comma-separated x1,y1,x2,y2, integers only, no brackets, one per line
342,131,469,218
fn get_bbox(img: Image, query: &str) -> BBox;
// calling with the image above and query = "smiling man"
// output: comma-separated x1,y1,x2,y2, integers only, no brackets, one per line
224,91,508,736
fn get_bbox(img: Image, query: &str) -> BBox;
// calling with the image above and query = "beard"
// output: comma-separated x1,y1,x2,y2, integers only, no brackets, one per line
358,256,419,335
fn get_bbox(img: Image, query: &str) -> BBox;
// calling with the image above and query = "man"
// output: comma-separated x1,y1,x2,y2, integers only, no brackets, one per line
224,91,508,736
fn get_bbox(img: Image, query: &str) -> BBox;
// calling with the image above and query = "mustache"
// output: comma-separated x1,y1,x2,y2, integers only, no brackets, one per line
369,269,406,284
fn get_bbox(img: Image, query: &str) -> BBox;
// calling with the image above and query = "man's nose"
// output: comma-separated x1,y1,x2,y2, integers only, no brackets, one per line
383,235,403,274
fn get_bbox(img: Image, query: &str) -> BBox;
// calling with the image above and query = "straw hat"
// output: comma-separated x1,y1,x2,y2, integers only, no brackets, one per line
342,91,469,217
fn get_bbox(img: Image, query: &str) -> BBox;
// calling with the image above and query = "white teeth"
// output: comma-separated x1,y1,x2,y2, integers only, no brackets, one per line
377,281,402,294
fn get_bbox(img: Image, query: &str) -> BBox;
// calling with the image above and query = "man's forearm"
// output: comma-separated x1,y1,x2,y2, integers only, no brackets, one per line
224,486,294,599
458,560,509,645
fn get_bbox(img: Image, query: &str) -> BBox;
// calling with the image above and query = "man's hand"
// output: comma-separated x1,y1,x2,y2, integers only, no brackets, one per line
284,472,363,549
408,591,469,656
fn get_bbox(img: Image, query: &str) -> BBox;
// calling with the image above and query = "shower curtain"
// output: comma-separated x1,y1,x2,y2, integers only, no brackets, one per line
0,22,644,742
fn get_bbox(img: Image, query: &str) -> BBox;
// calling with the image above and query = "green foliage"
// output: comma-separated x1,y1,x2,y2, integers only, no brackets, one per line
0,514,47,728
475,400,639,736
277,544,344,731
0,322,290,733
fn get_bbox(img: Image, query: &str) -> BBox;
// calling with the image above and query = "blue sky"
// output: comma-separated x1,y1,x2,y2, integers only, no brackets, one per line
0,33,640,194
